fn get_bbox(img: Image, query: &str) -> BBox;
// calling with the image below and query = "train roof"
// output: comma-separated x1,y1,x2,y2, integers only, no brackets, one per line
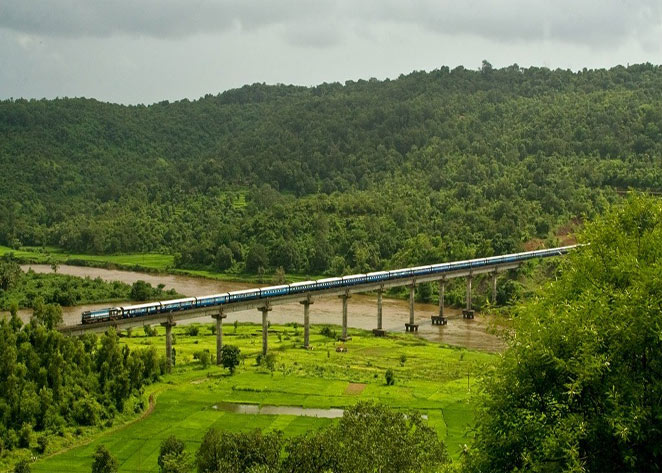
261,285,289,291
342,274,366,279
317,277,342,283
229,288,261,295
121,302,162,310
289,280,316,287
161,297,197,305
197,293,230,299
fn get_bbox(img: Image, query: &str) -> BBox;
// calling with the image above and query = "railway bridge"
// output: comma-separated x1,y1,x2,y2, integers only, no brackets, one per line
59,246,578,369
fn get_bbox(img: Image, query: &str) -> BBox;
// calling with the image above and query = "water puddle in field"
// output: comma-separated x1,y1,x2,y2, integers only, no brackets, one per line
11,264,506,352
212,402,345,418
211,402,428,420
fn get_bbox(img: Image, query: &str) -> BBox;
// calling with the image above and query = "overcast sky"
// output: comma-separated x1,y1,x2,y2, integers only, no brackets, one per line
1,0,661,104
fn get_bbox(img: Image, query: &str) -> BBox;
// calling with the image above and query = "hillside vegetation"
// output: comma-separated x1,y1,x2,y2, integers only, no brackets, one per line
3,64,662,274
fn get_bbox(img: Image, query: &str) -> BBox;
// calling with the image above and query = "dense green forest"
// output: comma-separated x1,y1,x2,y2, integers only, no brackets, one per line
0,311,164,456
3,64,662,274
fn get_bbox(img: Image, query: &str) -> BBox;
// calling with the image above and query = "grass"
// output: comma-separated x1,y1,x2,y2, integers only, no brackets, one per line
0,246,323,284
0,246,174,272
31,324,495,473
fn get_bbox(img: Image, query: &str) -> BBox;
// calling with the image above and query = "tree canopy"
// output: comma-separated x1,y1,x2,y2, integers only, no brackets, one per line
5,65,662,274
466,195,662,472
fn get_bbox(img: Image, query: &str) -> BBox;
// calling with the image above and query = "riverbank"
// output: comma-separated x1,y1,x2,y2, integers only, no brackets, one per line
28,324,495,473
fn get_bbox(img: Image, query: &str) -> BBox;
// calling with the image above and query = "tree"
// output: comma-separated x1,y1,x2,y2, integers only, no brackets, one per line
466,195,662,473
158,436,187,473
220,345,240,374
0,257,22,291
196,428,282,473
215,245,234,271
91,445,118,473
284,403,447,473
13,459,31,473
130,280,153,301
31,301,62,329
245,244,269,273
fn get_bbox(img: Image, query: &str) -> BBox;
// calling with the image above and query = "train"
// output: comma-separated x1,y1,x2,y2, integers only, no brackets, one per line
81,245,576,324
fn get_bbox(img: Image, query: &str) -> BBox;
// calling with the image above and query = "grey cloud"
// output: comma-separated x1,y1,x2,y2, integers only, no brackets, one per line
1,0,660,50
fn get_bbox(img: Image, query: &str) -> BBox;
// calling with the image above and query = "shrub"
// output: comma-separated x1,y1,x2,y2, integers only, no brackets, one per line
194,350,211,368
221,345,241,374
36,435,48,454
385,369,395,386
91,445,118,473
18,423,32,449
13,459,31,473
320,326,336,339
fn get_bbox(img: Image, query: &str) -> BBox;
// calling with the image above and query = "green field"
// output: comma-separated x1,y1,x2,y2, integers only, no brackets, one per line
32,324,494,473
0,246,174,272
0,246,325,284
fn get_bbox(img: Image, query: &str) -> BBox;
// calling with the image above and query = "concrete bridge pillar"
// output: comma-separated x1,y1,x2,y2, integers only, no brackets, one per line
438,279,445,317
463,275,475,319
373,288,386,336
212,312,227,365
432,279,448,325
160,320,176,372
259,304,272,355
300,298,313,348
405,283,419,332
491,271,498,305
340,292,351,341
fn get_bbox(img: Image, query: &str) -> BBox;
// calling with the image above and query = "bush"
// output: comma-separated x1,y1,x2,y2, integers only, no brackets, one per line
18,423,32,449
13,459,31,473
320,326,336,339
256,353,277,372
91,445,118,473
130,280,153,301
143,325,157,337
385,369,395,386
221,345,241,374
36,435,48,454
72,397,101,426
186,325,200,336
158,436,186,473
194,350,211,368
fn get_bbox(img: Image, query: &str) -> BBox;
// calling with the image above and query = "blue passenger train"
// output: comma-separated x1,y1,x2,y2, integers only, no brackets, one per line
81,245,576,324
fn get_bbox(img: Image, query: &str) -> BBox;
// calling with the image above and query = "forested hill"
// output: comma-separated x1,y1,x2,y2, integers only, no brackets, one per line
2,63,662,274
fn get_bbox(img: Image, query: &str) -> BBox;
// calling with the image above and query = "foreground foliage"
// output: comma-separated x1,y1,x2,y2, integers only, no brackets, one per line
466,195,662,472
0,315,164,457
192,402,447,473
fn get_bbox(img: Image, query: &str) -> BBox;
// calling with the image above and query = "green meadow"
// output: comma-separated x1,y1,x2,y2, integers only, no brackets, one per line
0,246,174,272
32,324,495,473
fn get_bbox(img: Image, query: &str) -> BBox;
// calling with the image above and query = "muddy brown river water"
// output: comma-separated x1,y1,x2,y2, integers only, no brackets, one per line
12,264,506,352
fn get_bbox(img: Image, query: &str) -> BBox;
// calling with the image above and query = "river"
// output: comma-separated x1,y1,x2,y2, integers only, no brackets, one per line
12,264,505,352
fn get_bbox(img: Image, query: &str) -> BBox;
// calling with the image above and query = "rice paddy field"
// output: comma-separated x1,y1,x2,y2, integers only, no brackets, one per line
32,323,496,473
